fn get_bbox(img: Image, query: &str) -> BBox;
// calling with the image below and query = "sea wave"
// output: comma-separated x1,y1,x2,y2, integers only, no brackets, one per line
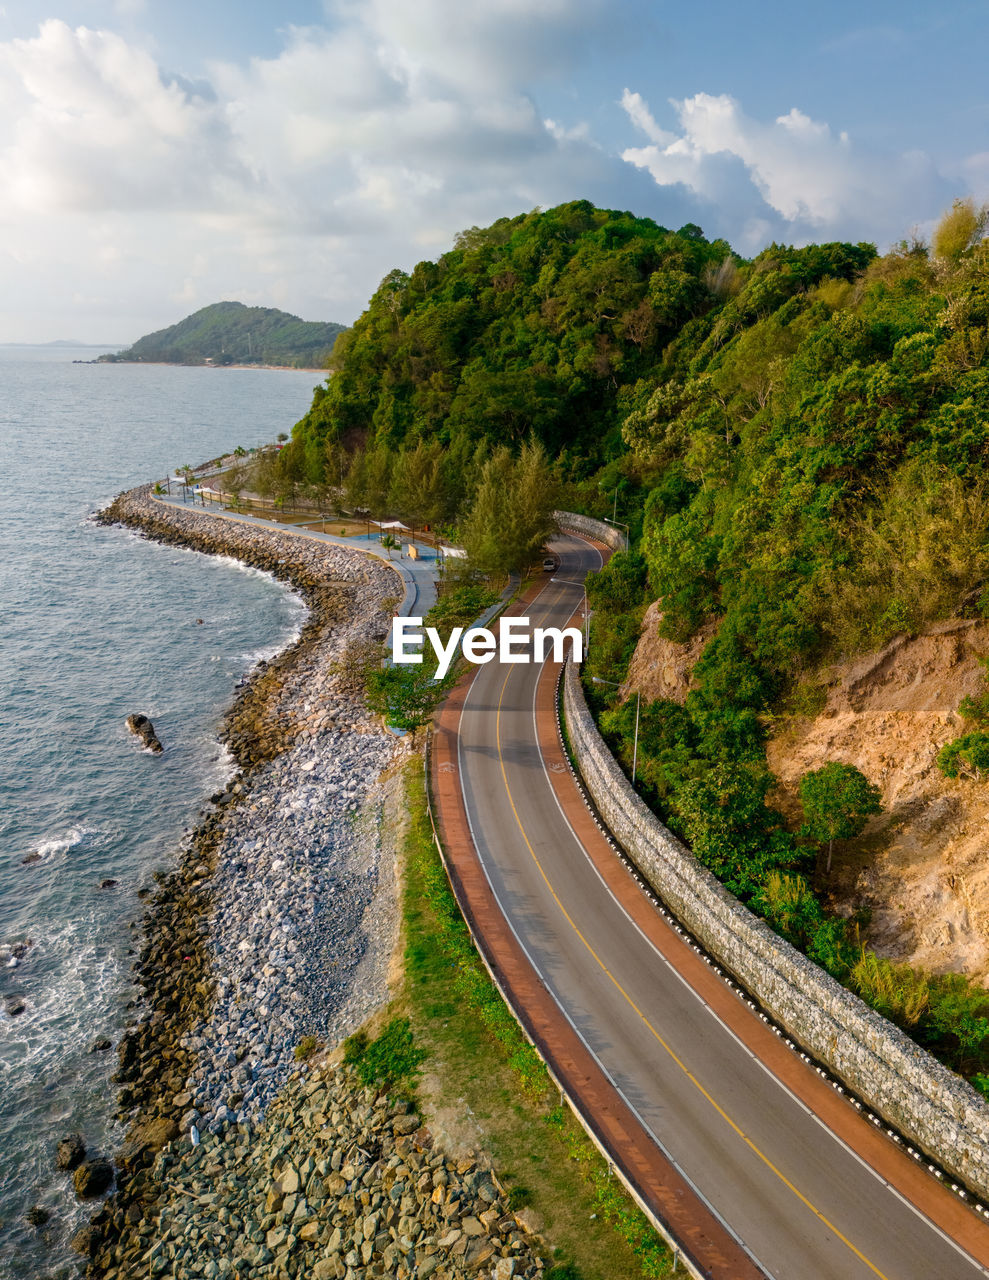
239,622,305,670
26,826,103,863
0,920,122,1038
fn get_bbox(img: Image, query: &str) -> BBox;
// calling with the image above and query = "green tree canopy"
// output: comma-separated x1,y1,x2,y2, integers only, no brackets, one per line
363,661,453,738
798,762,882,873
460,441,557,575
289,201,734,471
102,301,345,367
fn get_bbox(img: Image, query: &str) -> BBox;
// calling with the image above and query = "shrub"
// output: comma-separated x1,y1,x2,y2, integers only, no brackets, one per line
425,584,500,641
506,1185,532,1211
545,1265,583,1280
668,763,800,900
850,954,989,1077
937,731,989,780
753,871,821,949
851,952,930,1027
294,1035,323,1061
922,971,989,1073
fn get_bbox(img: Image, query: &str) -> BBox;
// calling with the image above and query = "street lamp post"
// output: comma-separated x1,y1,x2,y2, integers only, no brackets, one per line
591,677,640,783
548,573,591,654
603,516,630,551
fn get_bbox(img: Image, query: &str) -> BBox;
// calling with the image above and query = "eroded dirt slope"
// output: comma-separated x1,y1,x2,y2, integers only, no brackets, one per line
625,608,989,982
621,602,717,702
769,620,989,980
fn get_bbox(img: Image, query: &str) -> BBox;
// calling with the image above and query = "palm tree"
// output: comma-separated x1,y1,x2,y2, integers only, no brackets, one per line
380,533,400,559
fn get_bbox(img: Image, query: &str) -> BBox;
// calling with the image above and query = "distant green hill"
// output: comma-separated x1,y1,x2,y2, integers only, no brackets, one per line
100,301,346,368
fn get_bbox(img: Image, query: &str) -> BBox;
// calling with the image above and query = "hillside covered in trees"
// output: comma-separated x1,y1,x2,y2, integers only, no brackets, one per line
101,301,345,367
276,197,989,1091
292,203,740,464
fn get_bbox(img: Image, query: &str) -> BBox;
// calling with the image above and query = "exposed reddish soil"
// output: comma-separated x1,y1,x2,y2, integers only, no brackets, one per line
625,608,989,983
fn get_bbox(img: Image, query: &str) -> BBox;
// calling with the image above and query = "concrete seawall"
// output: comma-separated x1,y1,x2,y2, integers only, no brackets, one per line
563,659,989,1202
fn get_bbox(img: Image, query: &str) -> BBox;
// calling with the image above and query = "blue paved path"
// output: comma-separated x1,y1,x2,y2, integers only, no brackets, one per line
152,494,439,616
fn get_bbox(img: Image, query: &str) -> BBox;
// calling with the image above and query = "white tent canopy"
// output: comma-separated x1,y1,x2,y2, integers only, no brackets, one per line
377,520,410,530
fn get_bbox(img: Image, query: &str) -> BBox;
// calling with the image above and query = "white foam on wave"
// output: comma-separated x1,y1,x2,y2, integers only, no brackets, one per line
213,551,287,584
0,917,124,1060
200,739,237,791
207,554,308,667
27,825,102,862
103,515,309,644
239,621,305,670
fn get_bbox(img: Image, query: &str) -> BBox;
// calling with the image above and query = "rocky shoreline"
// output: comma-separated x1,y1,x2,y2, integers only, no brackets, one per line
126,1053,541,1279
80,488,546,1279
80,487,409,1275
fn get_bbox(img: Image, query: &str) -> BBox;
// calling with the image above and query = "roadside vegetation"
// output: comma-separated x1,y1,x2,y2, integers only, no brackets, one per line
578,197,989,1091
260,195,989,1090
361,584,501,739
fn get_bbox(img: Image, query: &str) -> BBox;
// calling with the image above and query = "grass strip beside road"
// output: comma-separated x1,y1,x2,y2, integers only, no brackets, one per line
400,757,673,1280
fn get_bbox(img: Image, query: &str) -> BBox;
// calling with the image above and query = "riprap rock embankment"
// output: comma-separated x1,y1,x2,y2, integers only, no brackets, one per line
85,489,410,1274
129,1057,543,1279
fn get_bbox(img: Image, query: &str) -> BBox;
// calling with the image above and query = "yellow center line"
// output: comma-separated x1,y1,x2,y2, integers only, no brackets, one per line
493,665,890,1280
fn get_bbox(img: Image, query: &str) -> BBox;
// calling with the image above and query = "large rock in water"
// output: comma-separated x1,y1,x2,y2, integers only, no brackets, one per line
73,1158,114,1199
126,714,162,753
56,1133,86,1171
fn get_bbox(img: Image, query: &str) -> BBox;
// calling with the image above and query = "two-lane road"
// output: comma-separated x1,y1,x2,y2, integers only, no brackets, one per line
448,532,989,1280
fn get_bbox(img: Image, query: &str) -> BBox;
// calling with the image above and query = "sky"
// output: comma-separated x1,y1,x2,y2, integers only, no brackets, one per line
0,0,986,343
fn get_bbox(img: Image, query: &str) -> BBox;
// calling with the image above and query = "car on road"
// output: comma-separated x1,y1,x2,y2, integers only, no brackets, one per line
542,557,556,571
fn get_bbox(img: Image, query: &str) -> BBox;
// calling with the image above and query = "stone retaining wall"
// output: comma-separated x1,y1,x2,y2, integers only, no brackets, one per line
563,660,989,1201
553,510,627,552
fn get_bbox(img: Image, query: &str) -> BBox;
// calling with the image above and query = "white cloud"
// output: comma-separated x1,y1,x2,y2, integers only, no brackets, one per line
330,0,606,98
619,89,673,147
621,89,950,246
0,20,252,213
0,5,968,343
964,151,989,199
0,7,628,339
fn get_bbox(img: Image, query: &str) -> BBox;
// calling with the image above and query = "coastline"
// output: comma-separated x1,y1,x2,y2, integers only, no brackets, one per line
89,361,328,372
83,485,407,1273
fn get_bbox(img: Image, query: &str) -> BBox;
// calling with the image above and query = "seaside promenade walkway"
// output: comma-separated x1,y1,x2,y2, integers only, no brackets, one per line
152,493,439,616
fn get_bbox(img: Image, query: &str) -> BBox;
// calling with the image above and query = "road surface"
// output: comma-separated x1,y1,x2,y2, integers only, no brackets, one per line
447,532,989,1280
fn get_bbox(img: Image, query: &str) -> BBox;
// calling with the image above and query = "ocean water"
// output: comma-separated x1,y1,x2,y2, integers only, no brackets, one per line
0,347,318,1277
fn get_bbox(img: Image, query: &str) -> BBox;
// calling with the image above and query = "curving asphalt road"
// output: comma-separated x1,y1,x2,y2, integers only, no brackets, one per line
453,532,989,1280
